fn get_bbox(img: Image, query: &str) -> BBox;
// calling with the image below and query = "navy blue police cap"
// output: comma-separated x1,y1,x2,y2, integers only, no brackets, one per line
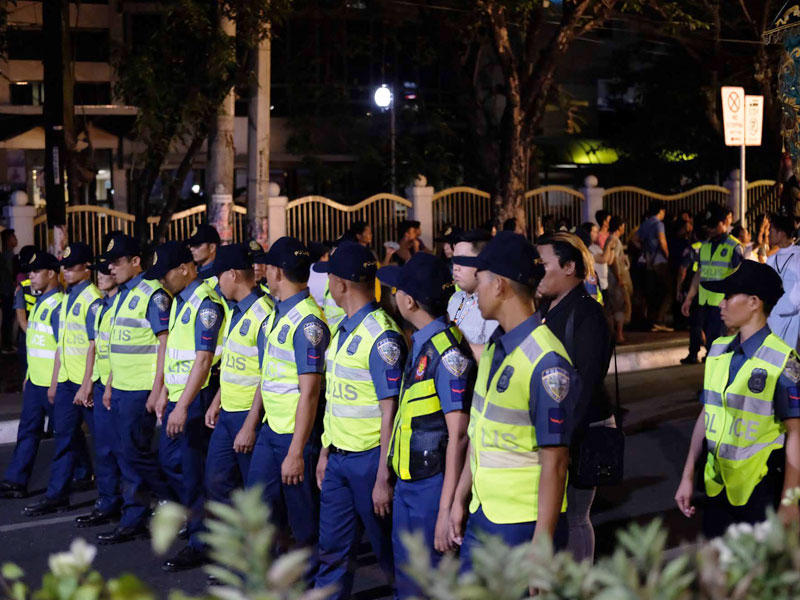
703,261,784,307
60,242,93,268
144,241,194,280
452,231,543,287
206,243,255,278
256,237,311,272
22,251,59,273
186,224,221,246
101,234,141,261
90,258,112,276
312,241,377,282
377,252,454,305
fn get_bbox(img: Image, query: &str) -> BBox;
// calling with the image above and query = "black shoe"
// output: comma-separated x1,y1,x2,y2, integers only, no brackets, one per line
163,546,208,572
680,355,699,365
71,476,95,492
75,508,121,528
23,497,69,516
178,525,189,540
96,525,149,545
0,481,27,499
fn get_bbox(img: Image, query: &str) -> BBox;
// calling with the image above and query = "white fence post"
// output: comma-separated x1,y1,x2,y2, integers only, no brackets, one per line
406,175,434,249
580,175,604,224
3,191,37,247
724,169,743,222
268,183,288,245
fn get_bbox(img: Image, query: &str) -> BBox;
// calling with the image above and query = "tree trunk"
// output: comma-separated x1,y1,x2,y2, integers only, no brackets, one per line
497,97,528,231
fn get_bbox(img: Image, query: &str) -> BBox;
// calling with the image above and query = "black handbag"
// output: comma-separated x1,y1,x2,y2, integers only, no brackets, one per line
563,308,625,487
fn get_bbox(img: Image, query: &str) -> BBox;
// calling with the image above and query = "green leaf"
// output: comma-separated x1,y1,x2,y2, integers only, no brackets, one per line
2,563,24,580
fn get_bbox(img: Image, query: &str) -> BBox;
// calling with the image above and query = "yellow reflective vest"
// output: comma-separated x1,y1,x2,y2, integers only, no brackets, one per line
58,281,102,384
699,236,740,306
27,290,64,387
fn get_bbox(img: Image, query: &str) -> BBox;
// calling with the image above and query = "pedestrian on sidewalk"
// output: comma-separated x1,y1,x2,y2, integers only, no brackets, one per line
605,217,632,344
675,261,800,536
631,200,672,332
766,215,800,350
535,231,614,563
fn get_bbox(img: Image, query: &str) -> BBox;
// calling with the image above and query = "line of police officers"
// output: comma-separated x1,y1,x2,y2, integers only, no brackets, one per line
0,220,798,598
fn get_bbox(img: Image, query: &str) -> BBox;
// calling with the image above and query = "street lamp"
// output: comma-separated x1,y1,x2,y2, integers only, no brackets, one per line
373,84,396,195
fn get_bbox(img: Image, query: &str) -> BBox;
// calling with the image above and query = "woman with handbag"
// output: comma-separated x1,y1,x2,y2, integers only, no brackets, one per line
536,232,621,564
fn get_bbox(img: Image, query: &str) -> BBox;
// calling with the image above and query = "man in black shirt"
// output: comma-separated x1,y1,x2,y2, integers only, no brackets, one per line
536,232,614,563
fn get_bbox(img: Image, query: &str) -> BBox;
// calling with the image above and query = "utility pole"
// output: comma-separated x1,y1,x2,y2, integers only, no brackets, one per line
247,34,270,247
207,14,236,244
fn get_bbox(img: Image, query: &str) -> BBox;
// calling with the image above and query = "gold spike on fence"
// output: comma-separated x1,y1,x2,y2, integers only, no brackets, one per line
432,187,492,234
286,194,411,257
602,185,731,228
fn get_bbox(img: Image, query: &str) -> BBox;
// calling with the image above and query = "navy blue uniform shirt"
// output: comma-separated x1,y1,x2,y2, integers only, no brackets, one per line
486,314,580,447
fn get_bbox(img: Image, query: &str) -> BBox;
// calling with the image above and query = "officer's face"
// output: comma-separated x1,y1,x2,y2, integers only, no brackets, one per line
61,263,90,286
266,265,280,296
189,243,215,265
109,256,140,285
29,268,55,292
395,289,415,321
453,241,478,293
161,263,191,296
254,262,266,282
328,274,346,306
720,293,759,328
218,268,236,300
475,270,500,320
97,271,116,292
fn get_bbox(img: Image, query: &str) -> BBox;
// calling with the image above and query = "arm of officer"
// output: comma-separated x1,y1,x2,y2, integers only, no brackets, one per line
146,289,172,415
773,359,800,524
282,316,329,485
530,354,577,547
370,331,407,517
682,270,701,317
103,372,113,410
206,387,222,429
14,285,27,333
47,306,62,404
434,347,475,553
675,408,706,518
75,299,102,407
166,298,223,438
449,442,473,546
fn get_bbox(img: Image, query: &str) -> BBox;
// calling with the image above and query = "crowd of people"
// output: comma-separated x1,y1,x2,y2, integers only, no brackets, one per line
0,203,797,599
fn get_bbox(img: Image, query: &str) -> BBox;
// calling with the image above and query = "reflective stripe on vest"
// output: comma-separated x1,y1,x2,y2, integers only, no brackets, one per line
698,236,739,306
260,295,324,433
58,283,101,384
220,294,274,412
94,297,115,386
27,292,64,386
702,332,792,506
164,282,224,400
322,308,402,452
389,325,464,481
21,279,37,314
109,278,164,391
469,324,571,524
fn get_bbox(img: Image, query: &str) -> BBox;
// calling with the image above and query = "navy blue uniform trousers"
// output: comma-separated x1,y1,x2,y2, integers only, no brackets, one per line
159,388,213,542
46,380,94,500
112,388,174,528
248,422,317,571
316,447,395,599
91,381,122,513
392,474,444,599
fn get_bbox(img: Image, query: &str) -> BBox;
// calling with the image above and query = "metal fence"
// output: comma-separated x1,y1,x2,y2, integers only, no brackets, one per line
286,193,411,255
602,185,731,228
524,186,585,233
432,187,493,235
745,180,779,224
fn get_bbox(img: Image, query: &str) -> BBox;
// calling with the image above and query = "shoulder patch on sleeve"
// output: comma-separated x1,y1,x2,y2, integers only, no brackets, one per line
442,347,469,377
303,321,324,346
541,367,570,404
377,337,401,365
153,291,170,313
784,357,800,383
199,307,219,329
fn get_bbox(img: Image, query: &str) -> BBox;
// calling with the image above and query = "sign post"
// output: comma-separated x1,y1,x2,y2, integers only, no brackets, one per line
721,87,763,228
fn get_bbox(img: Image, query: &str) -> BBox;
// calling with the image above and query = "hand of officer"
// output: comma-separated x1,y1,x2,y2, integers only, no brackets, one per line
681,297,692,318
281,450,304,485
205,403,220,429
448,499,466,546
372,471,393,517
434,508,453,553
779,501,800,526
674,477,696,518
316,450,329,490
233,425,256,454
145,387,160,415
102,386,112,410
166,403,188,438
152,388,168,420
74,384,91,407
47,383,56,405
676,290,684,303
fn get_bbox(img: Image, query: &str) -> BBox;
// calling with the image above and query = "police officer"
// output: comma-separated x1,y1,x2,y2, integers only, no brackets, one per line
23,243,102,516
13,245,39,372
248,237,329,574
73,258,124,527
147,242,224,570
0,252,62,498
682,204,744,353
319,242,347,334
198,245,274,538
187,224,221,292
448,232,580,573
675,261,800,536
377,253,476,598
97,234,175,544
313,241,407,598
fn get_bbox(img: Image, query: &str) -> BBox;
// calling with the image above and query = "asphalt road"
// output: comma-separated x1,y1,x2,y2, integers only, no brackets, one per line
0,363,705,598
